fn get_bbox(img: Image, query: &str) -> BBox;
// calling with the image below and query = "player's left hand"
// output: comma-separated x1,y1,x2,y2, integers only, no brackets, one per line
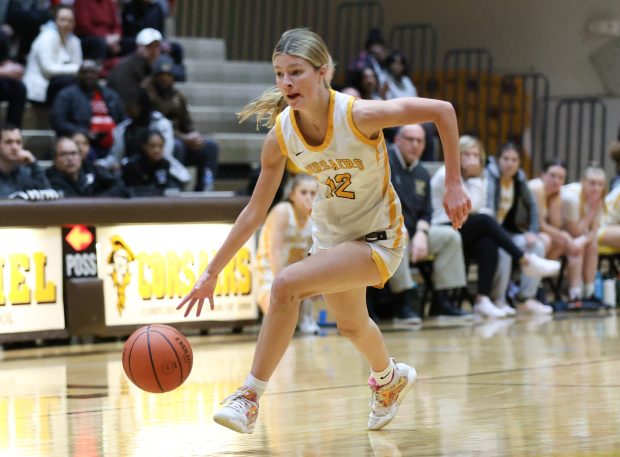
443,182,471,229
177,270,217,317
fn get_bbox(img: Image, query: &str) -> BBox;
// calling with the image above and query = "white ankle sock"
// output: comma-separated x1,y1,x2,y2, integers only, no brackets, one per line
584,283,595,298
371,359,395,387
569,286,582,300
245,374,268,400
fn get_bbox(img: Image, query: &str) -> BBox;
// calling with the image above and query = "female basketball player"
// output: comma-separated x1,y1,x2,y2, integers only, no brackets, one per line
177,28,471,434
255,173,320,333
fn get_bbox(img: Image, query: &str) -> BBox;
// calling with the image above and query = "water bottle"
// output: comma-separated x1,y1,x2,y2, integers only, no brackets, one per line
203,167,214,192
603,278,616,307
594,271,603,300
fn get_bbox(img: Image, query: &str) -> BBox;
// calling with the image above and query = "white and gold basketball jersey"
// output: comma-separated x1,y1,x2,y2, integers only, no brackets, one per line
255,201,313,276
275,89,406,250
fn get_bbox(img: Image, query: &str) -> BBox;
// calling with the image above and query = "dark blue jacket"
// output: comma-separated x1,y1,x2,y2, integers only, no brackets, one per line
51,84,125,137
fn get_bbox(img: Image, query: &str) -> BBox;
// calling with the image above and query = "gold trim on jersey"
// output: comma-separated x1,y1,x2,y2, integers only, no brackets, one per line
371,250,390,288
289,89,336,152
275,114,289,158
346,96,382,147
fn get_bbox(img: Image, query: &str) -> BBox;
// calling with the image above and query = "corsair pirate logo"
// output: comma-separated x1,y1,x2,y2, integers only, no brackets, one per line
107,235,136,315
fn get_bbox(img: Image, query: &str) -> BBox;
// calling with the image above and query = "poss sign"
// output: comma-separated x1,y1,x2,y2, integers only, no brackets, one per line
62,225,97,278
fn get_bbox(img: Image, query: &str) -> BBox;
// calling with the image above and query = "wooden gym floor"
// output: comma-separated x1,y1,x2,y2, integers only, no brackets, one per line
1,312,620,456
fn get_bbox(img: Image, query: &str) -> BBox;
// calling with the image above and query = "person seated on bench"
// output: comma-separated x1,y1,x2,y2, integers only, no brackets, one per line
560,164,606,302
432,135,560,319
388,124,468,320
485,142,553,315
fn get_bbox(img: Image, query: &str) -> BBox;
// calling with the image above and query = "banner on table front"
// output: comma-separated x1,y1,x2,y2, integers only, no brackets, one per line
0,228,64,333
96,224,257,326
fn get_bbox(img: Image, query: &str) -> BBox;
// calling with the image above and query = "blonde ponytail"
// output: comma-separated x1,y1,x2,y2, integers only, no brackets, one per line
237,86,288,129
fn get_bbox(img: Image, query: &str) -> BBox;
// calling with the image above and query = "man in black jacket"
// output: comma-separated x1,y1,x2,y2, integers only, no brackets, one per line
51,60,125,158
388,124,469,319
46,136,128,197
0,123,52,197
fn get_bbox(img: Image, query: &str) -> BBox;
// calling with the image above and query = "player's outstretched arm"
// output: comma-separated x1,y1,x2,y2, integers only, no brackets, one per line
177,128,287,317
352,97,471,228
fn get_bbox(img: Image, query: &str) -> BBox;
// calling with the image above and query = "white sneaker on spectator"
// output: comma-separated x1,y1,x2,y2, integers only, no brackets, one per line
521,254,560,278
474,296,506,318
517,298,553,315
496,302,517,317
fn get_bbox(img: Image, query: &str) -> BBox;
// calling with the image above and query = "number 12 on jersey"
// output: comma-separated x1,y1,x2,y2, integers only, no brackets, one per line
325,173,355,199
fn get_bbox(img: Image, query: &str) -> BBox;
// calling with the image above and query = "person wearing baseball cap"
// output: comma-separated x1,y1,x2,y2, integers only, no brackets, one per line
107,28,162,104
143,55,220,192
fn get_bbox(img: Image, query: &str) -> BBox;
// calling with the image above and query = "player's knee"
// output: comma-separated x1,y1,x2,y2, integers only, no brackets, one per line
336,320,365,340
270,275,301,310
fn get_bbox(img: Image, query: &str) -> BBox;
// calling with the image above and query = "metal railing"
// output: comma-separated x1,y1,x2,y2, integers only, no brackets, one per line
442,48,493,146
553,97,607,181
173,0,383,73
388,23,438,97
497,73,550,175
332,1,384,84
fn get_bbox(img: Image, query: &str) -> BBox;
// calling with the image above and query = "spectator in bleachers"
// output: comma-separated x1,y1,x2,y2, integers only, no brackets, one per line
3,0,51,64
51,60,125,159
143,55,219,191
122,129,181,195
348,28,388,87
486,143,552,315
46,135,128,197
72,131,96,164
431,135,560,318
388,124,468,320
378,50,436,155
23,5,82,105
73,0,121,61
107,27,161,105
340,86,361,98
560,164,606,302
0,123,51,197
0,29,26,127
120,0,184,81
349,66,382,101
107,89,190,186
381,52,417,100
608,140,620,191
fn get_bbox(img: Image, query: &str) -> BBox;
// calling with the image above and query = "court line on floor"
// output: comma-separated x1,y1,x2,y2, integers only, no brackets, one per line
428,381,620,388
264,356,620,397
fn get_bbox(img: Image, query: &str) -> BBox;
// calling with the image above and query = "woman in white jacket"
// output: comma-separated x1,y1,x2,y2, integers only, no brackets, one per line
23,6,82,104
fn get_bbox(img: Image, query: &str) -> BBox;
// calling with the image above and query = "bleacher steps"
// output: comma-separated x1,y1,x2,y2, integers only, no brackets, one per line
185,59,273,84
172,37,226,61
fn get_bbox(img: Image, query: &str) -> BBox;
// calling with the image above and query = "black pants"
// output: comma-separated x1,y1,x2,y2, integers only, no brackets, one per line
80,36,109,61
0,77,26,127
46,75,77,105
173,137,219,191
459,213,524,296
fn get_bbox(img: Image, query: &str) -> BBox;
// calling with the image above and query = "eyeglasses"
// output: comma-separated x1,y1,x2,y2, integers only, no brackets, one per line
400,135,424,144
57,150,80,158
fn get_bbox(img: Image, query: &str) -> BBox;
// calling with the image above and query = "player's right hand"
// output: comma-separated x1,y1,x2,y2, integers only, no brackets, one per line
443,182,471,229
177,270,217,318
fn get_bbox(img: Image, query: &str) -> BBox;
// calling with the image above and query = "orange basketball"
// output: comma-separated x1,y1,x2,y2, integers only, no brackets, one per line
122,324,193,393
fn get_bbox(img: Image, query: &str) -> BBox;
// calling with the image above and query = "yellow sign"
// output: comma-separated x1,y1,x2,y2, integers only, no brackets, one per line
0,228,64,332
97,224,257,325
